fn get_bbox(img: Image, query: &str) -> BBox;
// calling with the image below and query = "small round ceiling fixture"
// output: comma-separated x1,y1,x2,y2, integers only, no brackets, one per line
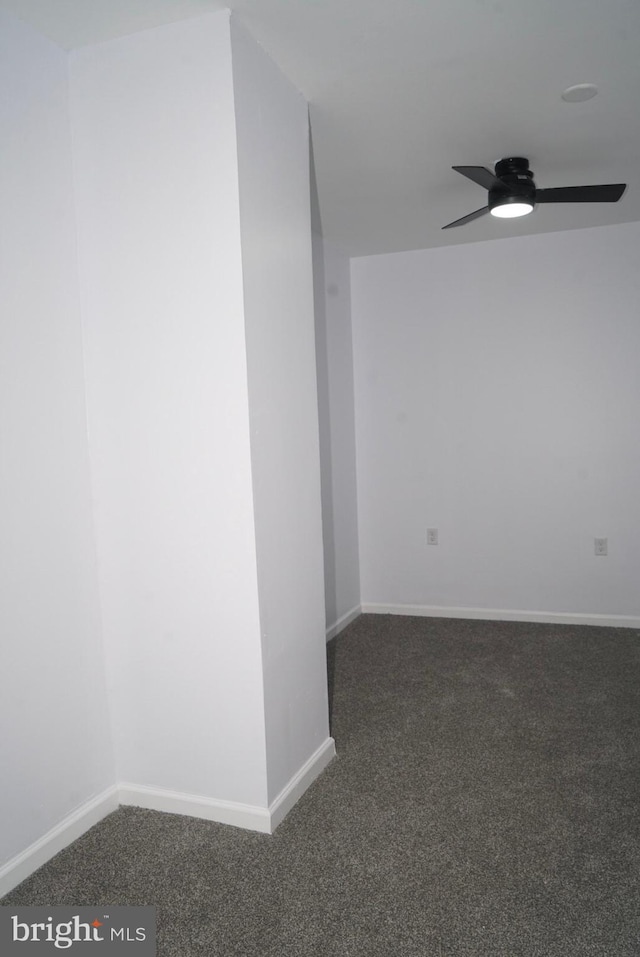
561,83,598,103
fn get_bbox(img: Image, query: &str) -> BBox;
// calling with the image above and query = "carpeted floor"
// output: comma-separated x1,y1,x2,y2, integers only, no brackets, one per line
4,614,640,955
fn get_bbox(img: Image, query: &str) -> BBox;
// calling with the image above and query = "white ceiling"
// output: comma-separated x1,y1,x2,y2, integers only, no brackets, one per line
3,0,639,256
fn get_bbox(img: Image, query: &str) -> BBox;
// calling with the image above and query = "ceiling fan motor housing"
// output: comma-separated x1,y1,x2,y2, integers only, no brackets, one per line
489,157,536,211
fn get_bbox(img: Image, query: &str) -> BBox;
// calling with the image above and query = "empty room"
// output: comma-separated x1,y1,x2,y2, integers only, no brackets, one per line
1,1,639,955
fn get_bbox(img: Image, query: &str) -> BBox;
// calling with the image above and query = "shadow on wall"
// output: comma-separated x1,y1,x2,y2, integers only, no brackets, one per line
326,637,337,736
310,118,338,632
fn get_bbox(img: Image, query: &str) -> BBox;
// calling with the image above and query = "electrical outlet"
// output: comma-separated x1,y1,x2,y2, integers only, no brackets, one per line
594,537,608,557
427,527,439,546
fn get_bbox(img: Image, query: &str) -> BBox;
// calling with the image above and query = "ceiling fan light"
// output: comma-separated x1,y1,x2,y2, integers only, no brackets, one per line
490,201,534,219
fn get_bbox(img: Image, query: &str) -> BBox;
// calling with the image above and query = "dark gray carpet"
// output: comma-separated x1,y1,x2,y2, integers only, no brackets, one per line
4,614,640,955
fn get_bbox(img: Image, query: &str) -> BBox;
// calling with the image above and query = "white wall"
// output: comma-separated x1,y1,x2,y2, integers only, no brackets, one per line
352,222,640,622
313,230,361,637
0,11,114,869
69,13,270,807
231,19,332,802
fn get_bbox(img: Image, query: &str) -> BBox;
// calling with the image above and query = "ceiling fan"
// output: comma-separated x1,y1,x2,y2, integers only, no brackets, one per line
442,157,626,229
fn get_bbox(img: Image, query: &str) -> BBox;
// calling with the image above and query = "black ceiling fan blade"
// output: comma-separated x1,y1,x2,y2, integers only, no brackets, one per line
452,166,503,191
535,183,626,204
442,206,490,230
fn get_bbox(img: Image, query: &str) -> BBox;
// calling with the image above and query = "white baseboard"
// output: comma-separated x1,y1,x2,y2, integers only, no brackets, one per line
361,602,640,629
120,736,336,835
1,739,337,895
326,605,361,641
0,785,119,899
269,736,336,831
118,783,272,834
